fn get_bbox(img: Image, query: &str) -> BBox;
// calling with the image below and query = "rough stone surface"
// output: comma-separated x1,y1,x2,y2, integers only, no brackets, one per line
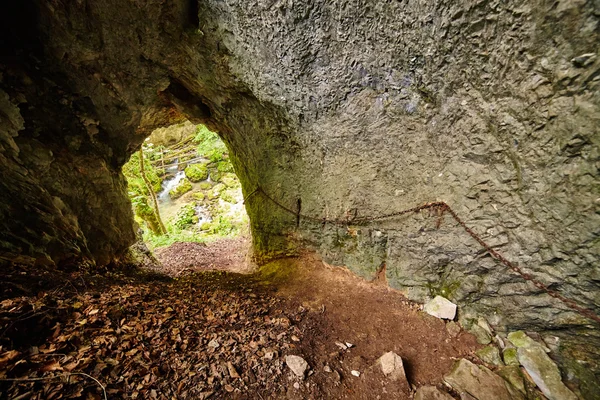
476,345,504,366
377,351,408,383
518,346,578,400
508,331,578,400
424,296,457,320
0,0,599,387
285,355,309,378
414,386,455,400
444,358,524,400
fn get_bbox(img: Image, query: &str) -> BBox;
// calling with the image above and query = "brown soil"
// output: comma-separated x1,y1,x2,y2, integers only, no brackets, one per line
0,240,480,399
153,237,252,276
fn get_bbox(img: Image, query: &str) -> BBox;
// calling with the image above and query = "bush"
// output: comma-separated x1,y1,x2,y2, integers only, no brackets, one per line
173,204,197,229
185,163,209,182
194,125,228,161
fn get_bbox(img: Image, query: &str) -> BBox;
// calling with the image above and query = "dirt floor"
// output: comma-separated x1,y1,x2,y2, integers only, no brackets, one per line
0,238,481,399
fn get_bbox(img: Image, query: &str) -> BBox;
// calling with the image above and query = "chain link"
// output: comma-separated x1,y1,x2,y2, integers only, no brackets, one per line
247,186,600,324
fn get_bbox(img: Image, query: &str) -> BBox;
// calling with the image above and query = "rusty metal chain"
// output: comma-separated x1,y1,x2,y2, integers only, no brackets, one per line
246,186,600,324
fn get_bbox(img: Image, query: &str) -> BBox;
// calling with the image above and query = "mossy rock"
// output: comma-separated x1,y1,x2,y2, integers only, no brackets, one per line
221,172,239,188
207,183,226,200
221,189,236,203
192,191,205,201
199,181,212,190
216,160,234,173
169,178,193,199
185,163,209,182
209,168,223,182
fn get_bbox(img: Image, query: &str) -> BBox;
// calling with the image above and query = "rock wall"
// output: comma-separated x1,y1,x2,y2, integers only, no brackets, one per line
0,0,599,388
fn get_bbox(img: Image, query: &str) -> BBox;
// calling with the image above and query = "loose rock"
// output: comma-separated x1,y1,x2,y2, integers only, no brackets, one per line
414,386,455,400
446,321,461,338
475,345,504,366
285,355,309,378
444,358,524,400
517,346,577,400
377,351,408,383
423,296,457,320
508,331,576,400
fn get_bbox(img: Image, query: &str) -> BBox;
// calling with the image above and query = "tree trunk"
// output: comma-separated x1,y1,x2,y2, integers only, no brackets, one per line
139,148,167,235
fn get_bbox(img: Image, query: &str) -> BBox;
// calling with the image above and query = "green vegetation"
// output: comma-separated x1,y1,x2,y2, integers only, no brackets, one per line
173,204,198,229
123,146,165,235
194,125,228,162
185,163,209,182
169,178,193,199
123,123,248,250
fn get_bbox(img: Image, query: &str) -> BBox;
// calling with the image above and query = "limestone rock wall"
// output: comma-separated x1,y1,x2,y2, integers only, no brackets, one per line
0,0,598,386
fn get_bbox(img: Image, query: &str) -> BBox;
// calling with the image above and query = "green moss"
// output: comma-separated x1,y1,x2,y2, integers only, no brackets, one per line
216,160,234,173
169,178,193,199
221,173,239,188
221,189,237,203
194,125,227,161
209,168,223,183
427,280,461,299
503,348,519,366
207,183,226,200
476,345,504,366
192,191,205,201
199,182,212,190
185,163,209,182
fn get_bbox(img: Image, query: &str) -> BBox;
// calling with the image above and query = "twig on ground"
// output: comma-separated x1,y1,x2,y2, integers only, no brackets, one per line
0,372,108,400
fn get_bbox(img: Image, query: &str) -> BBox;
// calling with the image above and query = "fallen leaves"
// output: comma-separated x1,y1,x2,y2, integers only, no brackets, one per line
0,271,304,399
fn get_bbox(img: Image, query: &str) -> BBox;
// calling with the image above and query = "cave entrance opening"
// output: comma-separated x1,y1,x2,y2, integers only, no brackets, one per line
123,120,249,251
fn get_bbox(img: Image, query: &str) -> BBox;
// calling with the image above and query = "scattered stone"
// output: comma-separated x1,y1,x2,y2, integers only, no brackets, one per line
377,351,408,382
507,332,576,399
423,296,457,320
293,382,300,390
345,342,354,348
323,365,332,373
502,348,519,366
507,331,549,352
291,335,300,342
224,384,234,393
494,335,505,349
475,345,504,366
517,346,577,400
285,355,309,378
335,341,348,350
414,386,455,400
351,370,360,377
496,365,526,394
444,358,524,400
466,323,491,345
446,321,461,338
207,339,220,349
